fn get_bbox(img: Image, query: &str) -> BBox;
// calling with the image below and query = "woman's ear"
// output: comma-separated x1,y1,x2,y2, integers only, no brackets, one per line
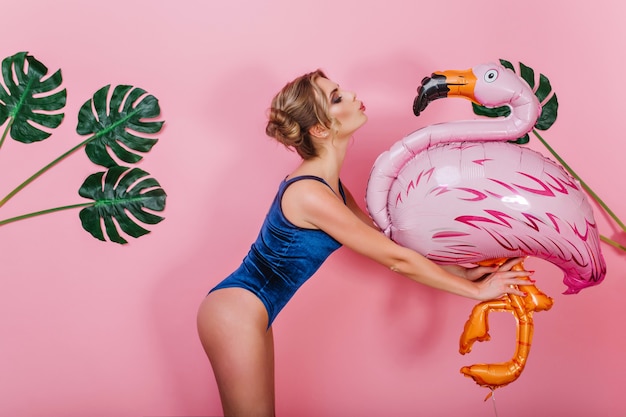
309,124,329,139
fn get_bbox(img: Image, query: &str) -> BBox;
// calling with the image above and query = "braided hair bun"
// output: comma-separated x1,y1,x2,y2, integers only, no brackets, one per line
265,69,332,159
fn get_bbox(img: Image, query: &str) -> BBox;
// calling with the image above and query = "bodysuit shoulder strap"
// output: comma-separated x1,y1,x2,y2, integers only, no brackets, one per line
282,175,347,204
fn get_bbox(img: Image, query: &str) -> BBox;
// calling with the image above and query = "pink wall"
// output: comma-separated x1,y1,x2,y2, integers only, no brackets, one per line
1,1,625,416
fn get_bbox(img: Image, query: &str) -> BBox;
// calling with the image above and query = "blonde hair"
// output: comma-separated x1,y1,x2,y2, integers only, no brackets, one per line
265,69,334,159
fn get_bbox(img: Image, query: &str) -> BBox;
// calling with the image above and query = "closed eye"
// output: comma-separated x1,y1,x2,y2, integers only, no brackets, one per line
329,86,342,104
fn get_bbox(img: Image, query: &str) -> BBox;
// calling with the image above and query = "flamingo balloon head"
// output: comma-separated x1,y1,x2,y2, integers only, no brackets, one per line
414,62,538,121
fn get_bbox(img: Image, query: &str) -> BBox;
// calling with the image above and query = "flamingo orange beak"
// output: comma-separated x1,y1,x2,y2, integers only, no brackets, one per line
413,68,478,116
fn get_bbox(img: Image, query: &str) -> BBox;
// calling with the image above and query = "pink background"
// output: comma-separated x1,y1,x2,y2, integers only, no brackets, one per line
1,0,625,416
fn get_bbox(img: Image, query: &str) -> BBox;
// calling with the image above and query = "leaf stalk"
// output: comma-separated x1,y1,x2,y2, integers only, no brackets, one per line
0,118,13,151
0,135,95,209
0,202,93,226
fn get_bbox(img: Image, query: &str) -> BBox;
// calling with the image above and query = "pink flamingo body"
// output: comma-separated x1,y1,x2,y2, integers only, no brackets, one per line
366,62,607,389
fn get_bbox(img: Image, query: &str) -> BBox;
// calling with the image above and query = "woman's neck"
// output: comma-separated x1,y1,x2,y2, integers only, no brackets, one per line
292,133,351,180
292,146,345,182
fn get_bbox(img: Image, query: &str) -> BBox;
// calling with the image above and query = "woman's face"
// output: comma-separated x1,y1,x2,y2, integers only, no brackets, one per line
316,77,367,138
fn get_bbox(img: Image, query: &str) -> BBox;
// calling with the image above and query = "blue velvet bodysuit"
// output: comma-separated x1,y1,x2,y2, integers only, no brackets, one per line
210,175,346,327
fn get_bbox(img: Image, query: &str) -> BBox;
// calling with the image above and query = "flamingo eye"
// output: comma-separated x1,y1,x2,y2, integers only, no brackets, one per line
484,69,498,83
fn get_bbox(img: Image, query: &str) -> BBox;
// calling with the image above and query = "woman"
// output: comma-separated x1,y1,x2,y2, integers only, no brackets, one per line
197,69,531,416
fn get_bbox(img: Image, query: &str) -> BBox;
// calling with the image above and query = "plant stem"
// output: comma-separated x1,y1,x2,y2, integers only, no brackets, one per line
0,118,13,151
600,235,626,252
0,202,93,226
0,134,94,209
532,129,626,251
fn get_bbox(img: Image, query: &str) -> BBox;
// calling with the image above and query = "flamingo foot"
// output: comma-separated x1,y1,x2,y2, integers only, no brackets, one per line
460,359,525,389
459,324,490,355
459,299,509,355
525,292,554,312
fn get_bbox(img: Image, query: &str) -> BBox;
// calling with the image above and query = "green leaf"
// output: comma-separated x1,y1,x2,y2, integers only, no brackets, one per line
77,84,164,168
0,52,66,143
535,93,559,131
0,101,7,125
499,59,514,71
535,73,552,103
78,166,167,244
512,133,530,145
519,62,535,90
471,102,510,118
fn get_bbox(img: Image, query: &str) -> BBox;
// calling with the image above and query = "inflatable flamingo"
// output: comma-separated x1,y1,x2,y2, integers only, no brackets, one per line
365,62,606,389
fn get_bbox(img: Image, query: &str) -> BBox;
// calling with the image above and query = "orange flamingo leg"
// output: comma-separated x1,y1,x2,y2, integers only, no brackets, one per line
459,259,553,390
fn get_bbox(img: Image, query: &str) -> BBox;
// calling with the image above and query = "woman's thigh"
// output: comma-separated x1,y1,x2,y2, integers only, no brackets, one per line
197,288,275,416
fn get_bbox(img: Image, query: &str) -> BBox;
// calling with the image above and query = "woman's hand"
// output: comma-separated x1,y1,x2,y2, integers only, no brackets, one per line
441,258,525,280
437,258,532,300
472,258,533,301
440,259,513,280
439,263,495,281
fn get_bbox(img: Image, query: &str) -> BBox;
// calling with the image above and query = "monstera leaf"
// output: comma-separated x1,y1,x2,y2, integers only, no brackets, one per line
77,84,163,168
78,166,166,244
472,59,559,144
0,52,66,144
0,51,167,245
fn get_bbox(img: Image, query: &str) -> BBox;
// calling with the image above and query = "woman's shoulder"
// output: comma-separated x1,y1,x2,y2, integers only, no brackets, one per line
284,174,325,184
280,175,343,228
282,175,335,200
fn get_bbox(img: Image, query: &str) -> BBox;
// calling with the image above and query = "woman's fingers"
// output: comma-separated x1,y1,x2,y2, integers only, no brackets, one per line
481,271,534,299
497,257,526,271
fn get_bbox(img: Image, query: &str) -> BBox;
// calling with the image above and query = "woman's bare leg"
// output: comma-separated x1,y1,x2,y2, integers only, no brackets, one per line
197,288,275,417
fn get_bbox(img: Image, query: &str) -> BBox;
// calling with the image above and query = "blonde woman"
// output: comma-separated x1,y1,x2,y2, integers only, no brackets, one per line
197,69,530,417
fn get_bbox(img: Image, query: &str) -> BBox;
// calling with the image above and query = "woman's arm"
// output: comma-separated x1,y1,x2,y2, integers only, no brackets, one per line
283,180,530,301
341,185,529,285
342,185,378,229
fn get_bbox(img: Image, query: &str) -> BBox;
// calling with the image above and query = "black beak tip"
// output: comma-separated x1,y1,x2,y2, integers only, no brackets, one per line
413,74,449,117
413,85,428,116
